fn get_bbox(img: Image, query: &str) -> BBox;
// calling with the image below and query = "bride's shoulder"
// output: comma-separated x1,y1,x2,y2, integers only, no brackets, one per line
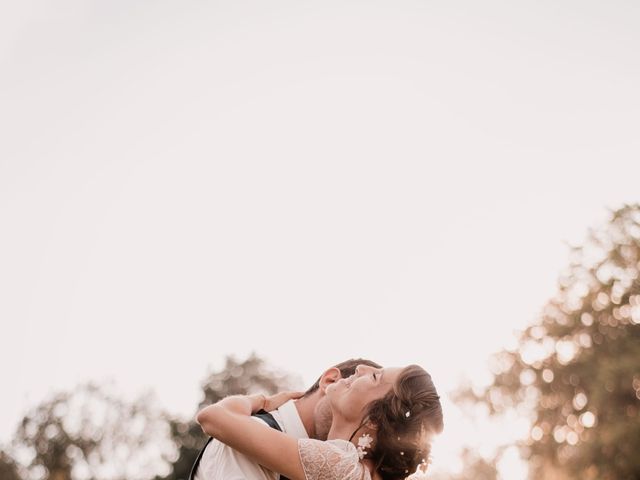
297,439,366,480
299,438,360,456
298,438,356,455
326,438,359,452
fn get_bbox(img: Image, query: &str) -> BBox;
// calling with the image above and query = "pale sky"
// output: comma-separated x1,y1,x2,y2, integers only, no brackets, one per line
1,1,639,478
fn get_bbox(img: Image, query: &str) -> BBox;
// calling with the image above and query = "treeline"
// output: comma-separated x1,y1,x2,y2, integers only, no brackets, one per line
3,205,640,480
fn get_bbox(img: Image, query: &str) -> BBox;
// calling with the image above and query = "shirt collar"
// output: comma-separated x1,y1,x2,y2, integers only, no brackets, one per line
274,400,309,439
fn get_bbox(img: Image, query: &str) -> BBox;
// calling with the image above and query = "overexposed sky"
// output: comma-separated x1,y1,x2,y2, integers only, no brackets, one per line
1,1,639,477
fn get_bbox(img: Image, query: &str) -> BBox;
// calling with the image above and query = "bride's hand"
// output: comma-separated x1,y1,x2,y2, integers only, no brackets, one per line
262,390,305,411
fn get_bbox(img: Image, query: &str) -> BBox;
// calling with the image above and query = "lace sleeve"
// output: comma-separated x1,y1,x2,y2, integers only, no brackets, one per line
298,439,367,480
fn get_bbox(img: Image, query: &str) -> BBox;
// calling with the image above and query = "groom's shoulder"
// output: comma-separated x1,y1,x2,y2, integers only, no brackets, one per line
272,401,307,439
199,432,278,480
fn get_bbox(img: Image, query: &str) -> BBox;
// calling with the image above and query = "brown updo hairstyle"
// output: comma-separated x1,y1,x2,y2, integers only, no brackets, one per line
360,365,444,480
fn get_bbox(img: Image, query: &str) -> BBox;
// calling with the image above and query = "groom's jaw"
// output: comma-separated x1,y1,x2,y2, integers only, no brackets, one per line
312,398,333,441
293,390,321,438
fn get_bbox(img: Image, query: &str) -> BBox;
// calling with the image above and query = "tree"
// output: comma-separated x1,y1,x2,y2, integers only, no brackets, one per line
157,353,299,480
428,449,499,480
10,354,297,480
463,205,640,480
0,450,22,480
12,383,174,480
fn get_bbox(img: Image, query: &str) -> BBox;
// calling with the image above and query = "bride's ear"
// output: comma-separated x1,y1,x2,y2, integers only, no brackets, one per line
319,367,342,393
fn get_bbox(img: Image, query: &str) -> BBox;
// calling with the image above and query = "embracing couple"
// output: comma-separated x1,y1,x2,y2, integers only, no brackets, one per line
190,358,443,480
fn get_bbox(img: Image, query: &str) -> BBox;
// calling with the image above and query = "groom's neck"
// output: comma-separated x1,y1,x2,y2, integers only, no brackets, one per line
293,393,319,439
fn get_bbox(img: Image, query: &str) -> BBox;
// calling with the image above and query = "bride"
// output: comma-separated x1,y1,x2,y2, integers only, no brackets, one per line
196,363,443,480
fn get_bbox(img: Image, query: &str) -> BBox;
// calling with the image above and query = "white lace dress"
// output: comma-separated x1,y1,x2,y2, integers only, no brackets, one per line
298,439,371,480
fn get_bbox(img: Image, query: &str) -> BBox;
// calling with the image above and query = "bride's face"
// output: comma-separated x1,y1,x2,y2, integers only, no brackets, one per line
326,364,402,423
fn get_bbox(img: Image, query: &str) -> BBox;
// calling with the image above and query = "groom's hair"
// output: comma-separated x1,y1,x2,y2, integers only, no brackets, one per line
303,358,382,396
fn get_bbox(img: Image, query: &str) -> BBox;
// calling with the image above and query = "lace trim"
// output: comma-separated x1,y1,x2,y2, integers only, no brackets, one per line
298,439,369,480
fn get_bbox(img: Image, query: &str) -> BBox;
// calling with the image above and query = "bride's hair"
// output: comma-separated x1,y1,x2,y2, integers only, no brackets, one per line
363,365,444,480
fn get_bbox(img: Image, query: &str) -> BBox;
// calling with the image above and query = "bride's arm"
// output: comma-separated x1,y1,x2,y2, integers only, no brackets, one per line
196,392,307,480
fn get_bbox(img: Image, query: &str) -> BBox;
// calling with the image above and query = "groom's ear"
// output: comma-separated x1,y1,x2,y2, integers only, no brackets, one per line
318,367,342,394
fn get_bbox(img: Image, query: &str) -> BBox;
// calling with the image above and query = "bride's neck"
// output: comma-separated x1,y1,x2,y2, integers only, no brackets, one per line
326,418,362,442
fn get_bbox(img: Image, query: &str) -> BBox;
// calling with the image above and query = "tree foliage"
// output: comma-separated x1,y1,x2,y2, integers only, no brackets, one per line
0,450,22,480
156,353,298,480
429,449,499,480
467,205,640,480
7,354,296,480
12,383,174,480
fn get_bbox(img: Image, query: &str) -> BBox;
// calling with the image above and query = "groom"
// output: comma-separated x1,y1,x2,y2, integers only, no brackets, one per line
189,357,381,480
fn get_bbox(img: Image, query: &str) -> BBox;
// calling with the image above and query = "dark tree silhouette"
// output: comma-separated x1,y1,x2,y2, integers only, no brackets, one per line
0,450,22,480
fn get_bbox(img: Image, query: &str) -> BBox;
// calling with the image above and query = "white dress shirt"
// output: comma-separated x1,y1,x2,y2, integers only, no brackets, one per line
194,400,308,480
